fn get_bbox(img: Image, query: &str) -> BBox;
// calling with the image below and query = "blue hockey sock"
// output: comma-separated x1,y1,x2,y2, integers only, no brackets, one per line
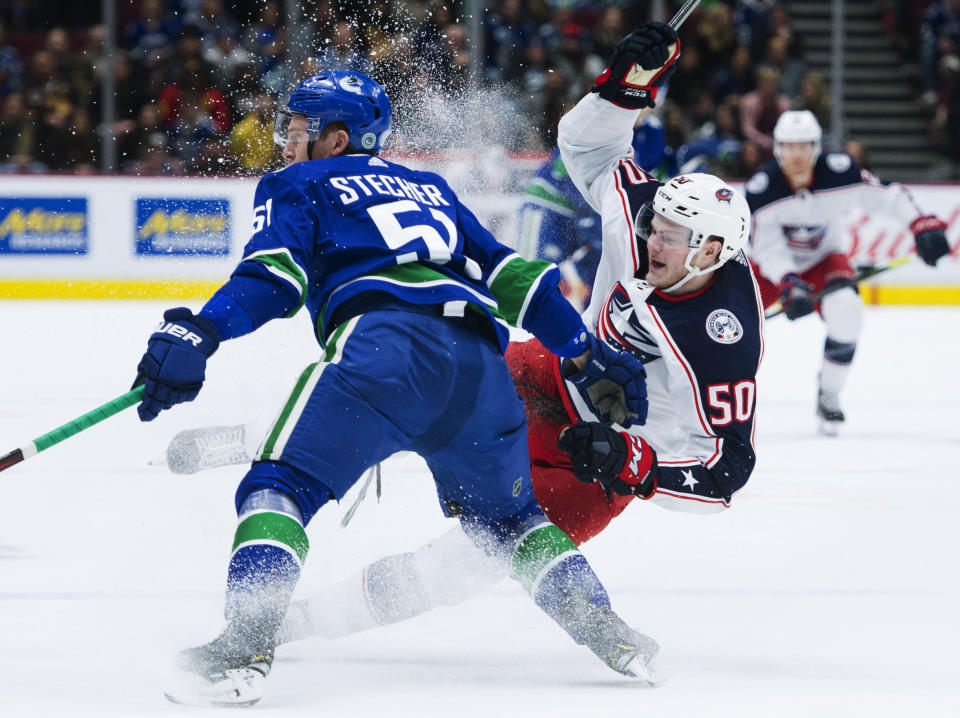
510,520,611,643
224,495,309,642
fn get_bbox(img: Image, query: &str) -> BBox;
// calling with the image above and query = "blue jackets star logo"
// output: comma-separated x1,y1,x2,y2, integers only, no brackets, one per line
681,469,699,490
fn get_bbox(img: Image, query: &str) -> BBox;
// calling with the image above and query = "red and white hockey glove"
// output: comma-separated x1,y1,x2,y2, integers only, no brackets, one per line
910,216,950,267
557,422,658,499
593,22,680,109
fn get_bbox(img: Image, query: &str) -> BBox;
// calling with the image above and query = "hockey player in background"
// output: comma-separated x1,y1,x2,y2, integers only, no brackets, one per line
132,70,654,707
517,110,666,311
746,110,951,433
162,23,764,683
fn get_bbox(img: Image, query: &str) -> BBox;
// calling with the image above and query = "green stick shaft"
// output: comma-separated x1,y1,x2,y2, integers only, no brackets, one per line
0,386,144,473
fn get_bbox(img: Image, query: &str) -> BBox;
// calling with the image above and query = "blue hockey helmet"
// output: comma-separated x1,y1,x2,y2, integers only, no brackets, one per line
274,71,392,153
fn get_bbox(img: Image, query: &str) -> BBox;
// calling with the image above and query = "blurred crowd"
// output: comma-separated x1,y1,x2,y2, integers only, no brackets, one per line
0,0,951,178
886,0,960,162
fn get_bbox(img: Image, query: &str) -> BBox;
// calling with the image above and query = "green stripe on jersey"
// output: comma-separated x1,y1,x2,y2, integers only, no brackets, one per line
252,252,308,316
259,362,320,459
488,256,553,327
511,523,578,593
525,181,575,214
232,510,309,564
317,263,502,339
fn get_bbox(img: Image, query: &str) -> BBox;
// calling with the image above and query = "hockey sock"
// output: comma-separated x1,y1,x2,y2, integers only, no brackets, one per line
820,337,857,395
225,500,308,650
510,520,611,643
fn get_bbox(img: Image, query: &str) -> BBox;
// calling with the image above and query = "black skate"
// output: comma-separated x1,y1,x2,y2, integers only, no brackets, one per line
817,388,845,436
164,631,274,707
165,425,249,474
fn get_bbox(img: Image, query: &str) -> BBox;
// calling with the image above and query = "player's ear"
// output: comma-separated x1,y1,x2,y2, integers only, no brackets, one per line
331,129,351,156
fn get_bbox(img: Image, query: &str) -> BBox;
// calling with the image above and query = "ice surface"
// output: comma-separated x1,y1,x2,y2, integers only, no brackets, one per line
0,301,957,716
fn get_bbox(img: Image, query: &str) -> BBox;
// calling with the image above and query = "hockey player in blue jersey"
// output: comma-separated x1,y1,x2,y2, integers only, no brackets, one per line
745,110,951,433
517,112,666,311
132,71,653,707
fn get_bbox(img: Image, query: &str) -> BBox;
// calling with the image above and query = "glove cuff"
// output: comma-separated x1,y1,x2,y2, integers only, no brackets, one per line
910,216,946,234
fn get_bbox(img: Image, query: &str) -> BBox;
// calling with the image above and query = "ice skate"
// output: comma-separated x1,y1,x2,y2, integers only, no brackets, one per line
555,595,664,686
165,424,249,475
164,631,274,707
586,607,664,685
816,387,845,436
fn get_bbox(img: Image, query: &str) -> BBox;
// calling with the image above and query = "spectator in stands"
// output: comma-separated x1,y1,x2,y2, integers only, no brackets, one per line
484,0,534,84
920,0,960,106
794,70,830,130
63,106,98,169
764,35,805,98
591,7,627,61
441,23,471,89
204,30,253,89
230,92,276,174
697,2,737,70
117,102,162,171
0,20,23,98
123,0,180,66
126,130,183,175
740,65,791,156
316,21,371,74
0,92,36,170
714,45,755,104
184,0,241,53
553,23,604,101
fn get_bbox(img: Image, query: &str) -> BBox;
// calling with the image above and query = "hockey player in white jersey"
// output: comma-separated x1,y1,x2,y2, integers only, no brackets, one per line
746,110,951,433
164,23,765,682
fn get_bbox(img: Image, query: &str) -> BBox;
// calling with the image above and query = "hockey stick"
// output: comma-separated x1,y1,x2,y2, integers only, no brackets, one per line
764,254,914,319
0,386,144,473
668,0,701,29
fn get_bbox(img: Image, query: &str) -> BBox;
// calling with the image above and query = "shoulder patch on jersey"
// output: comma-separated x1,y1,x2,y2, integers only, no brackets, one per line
705,309,743,345
825,153,852,173
368,156,388,167
745,171,769,195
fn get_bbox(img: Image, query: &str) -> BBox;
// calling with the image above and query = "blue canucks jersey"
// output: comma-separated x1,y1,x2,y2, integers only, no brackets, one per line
228,153,584,354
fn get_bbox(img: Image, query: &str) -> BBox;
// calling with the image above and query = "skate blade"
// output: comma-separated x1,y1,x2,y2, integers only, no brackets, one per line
164,668,265,707
619,653,667,687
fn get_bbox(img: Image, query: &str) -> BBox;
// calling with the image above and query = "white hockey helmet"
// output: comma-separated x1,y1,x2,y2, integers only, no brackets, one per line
773,110,822,167
646,173,751,292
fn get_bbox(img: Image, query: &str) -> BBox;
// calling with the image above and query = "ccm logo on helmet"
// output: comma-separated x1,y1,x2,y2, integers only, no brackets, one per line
715,188,733,203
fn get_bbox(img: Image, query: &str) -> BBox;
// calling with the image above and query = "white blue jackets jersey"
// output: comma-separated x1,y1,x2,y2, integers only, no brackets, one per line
558,93,764,513
745,154,925,283
238,153,577,352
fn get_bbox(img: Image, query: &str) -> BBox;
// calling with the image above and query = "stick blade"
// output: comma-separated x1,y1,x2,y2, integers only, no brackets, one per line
0,448,25,473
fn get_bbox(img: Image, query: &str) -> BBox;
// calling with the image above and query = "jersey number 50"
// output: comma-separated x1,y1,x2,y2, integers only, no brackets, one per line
707,380,756,426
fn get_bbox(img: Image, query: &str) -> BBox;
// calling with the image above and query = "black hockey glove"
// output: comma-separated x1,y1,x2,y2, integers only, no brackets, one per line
133,307,221,422
910,216,950,267
565,333,648,427
557,422,657,499
593,21,680,109
779,273,815,320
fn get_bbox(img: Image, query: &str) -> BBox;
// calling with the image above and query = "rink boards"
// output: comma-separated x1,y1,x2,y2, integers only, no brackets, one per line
0,174,957,304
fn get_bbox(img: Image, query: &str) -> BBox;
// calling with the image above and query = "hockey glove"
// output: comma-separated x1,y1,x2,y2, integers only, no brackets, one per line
910,216,950,267
566,333,648,427
133,307,221,422
779,273,815,320
557,422,657,499
593,22,680,109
